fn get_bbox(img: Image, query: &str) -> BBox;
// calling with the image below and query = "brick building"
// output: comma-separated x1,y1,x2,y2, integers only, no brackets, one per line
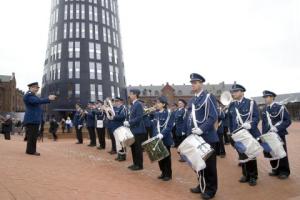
127,82,233,106
0,73,25,113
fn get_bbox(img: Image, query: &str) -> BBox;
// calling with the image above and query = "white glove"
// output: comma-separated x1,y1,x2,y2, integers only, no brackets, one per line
78,125,83,129
123,121,130,127
242,122,251,130
192,128,203,135
182,132,186,136
270,126,278,133
157,133,163,139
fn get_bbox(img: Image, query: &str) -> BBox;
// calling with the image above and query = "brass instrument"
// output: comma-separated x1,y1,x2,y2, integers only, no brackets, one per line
102,98,115,120
220,91,233,112
144,106,156,115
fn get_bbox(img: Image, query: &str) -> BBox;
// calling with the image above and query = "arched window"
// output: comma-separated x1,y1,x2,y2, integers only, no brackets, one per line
177,90,183,96
154,90,159,96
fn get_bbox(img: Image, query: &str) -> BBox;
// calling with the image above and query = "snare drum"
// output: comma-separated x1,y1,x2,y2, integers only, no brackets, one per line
260,131,286,160
178,134,214,172
113,126,135,152
231,128,263,163
142,137,170,162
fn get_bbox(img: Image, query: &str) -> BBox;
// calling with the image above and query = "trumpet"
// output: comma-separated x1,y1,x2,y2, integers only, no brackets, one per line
102,98,115,120
144,106,156,115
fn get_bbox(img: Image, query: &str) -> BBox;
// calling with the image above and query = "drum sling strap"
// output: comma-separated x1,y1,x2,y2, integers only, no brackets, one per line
192,94,211,194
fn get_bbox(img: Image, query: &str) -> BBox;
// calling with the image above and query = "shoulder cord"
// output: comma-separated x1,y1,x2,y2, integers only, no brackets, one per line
235,100,254,125
267,105,285,127
157,111,171,134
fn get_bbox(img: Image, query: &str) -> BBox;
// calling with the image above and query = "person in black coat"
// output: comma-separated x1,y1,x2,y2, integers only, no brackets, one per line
49,116,59,141
2,115,13,140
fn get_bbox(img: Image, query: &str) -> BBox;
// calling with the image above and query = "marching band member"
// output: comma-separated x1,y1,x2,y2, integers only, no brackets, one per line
185,73,219,200
152,96,175,181
73,103,85,144
228,84,261,186
95,100,107,150
261,90,291,179
124,89,147,171
110,97,127,159
86,102,97,147
174,99,187,148
215,103,226,158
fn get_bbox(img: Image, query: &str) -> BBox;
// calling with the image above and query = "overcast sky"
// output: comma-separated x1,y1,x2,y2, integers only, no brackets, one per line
0,0,299,97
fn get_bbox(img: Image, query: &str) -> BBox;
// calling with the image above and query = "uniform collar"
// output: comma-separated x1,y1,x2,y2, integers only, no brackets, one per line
132,99,138,105
195,89,204,98
268,101,275,108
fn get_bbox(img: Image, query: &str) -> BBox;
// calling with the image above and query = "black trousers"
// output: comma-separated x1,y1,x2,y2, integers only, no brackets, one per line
223,127,230,144
96,128,106,148
108,129,116,152
158,146,172,178
87,127,96,145
3,131,11,140
25,124,40,154
238,154,258,179
146,127,152,139
75,126,83,143
199,143,218,197
215,132,226,155
51,131,58,140
270,136,290,176
131,133,147,168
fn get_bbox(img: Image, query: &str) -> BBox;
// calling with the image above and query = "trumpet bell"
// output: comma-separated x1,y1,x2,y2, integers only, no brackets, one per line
220,91,232,106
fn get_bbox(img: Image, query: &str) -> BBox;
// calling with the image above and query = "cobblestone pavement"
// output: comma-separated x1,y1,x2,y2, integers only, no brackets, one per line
1,123,300,200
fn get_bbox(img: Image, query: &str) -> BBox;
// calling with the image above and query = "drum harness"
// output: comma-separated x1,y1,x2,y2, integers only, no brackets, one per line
191,93,218,194
265,104,286,170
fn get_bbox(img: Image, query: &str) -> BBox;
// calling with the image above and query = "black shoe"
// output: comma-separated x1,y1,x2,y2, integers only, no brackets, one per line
239,176,249,183
269,171,279,177
108,150,117,155
190,185,201,194
201,193,214,200
131,166,143,171
163,177,172,181
97,146,104,150
88,144,96,147
220,154,226,158
249,178,257,186
26,152,40,156
128,165,136,169
278,174,289,180
157,174,164,179
75,142,82,144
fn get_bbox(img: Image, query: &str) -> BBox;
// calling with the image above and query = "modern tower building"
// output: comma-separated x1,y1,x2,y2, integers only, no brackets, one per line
42,0,126,116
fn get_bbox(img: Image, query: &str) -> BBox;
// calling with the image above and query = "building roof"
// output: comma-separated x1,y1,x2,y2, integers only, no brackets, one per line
127,82,233,97
0,75,13,82
253,93,300,105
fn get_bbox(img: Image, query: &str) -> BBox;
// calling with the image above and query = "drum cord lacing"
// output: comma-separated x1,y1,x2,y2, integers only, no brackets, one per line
198,170,206,194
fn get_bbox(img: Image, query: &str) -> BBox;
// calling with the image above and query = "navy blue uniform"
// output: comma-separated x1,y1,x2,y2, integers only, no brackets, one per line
215,109,226,156
228,97,261,181
184,90,219,197
128,100,147,169
23,91,50,154
86,109,96,146
262,102,291,176
152,109,174,179
108,105,127,152
173,108,187,147
73,111,85,144
95,109,106,149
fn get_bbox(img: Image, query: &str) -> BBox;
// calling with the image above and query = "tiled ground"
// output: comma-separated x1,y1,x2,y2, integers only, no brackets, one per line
0,122,300,200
